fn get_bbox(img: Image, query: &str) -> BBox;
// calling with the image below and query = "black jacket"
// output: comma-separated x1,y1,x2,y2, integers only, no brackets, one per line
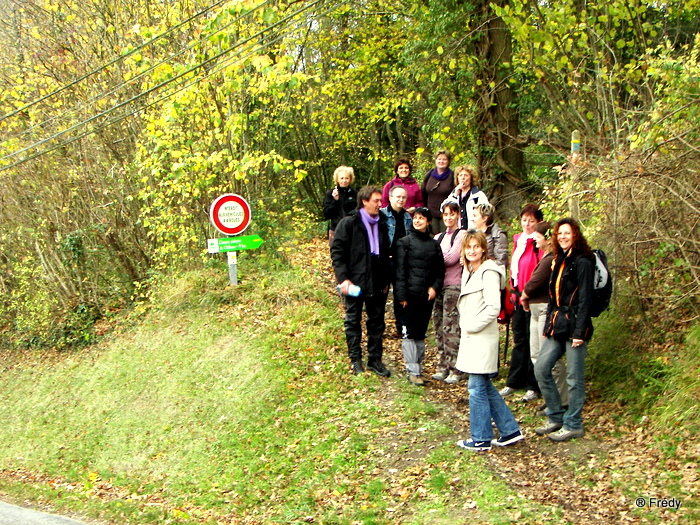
331,211,391,296
394,227,445,302
544,250,594,341
323,186,358,231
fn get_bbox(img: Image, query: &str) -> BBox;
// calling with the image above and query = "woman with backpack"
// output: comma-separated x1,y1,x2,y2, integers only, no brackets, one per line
534,218,595,442
520,222,568,409
431,202,467,384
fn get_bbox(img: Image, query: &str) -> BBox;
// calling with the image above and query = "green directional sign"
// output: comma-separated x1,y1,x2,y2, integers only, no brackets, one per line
207,235,264,253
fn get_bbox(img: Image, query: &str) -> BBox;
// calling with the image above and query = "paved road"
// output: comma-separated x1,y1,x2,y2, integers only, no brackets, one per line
0,501,90,525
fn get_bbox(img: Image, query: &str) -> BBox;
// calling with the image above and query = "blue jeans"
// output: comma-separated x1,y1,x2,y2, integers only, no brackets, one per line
534,337,587,430
468,374,521,442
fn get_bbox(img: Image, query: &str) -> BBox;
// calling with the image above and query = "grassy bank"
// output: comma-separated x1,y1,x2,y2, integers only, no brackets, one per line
0,254,550,524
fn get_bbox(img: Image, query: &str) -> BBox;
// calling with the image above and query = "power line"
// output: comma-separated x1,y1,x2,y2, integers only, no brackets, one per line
0,0,342,171
0,0,325,164
2,0,276,143
0,0,229,123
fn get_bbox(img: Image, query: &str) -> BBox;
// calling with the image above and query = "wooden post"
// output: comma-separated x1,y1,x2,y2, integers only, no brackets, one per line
569,130,581,220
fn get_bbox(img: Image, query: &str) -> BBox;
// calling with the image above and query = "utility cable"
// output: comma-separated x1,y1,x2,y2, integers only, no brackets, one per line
0,0,327,164
3,0,276,142
0,0,341,171
0,0,229,123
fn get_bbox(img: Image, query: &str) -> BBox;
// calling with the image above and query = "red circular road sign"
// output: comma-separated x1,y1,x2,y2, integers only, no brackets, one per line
210,194,251,235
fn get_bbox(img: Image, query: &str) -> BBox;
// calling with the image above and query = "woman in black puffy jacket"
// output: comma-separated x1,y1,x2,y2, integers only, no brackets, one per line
395,208,445,385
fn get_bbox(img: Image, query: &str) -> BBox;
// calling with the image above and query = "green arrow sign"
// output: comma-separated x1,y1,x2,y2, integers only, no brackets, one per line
207,235,264,253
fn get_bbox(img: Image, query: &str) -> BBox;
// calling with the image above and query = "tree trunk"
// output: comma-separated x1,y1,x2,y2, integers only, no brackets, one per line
473,1,527,219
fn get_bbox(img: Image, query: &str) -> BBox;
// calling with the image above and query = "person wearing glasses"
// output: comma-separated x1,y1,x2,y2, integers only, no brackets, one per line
381,185,413,336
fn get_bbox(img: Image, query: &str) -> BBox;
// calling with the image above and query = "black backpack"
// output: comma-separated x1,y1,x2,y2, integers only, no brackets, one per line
590,249,613,317
436,228,464,248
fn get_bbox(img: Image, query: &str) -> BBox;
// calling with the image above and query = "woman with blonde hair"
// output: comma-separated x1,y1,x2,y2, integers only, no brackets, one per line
440,164,489,230
455,231,524,451
323,166,358,245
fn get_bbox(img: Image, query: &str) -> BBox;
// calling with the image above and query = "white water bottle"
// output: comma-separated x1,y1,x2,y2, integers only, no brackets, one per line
338,284,362,297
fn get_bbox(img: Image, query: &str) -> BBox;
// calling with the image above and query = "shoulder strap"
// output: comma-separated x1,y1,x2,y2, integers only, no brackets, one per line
450,228,463,247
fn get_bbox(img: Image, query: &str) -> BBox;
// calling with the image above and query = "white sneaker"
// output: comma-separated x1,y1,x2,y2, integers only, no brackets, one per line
444,372,463,384
521,390,540,402
431,370,449,381
499,386,515,397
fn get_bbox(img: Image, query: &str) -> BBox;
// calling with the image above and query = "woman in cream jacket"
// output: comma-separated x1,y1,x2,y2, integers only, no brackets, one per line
455,231,524,452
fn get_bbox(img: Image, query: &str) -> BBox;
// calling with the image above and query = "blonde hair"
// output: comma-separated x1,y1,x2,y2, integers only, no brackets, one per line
333,166,355,185
454,164,480,187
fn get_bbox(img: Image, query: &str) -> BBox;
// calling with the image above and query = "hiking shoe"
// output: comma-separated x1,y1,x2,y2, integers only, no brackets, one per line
408,375,425,386
431,369,449,381
351,360,365,375
535,419,563,436
499,386,515,397
367,361,391,377
456,439,491,452
444,372,463,384
521,390,540,402
548,427,585,442
492,430,525,447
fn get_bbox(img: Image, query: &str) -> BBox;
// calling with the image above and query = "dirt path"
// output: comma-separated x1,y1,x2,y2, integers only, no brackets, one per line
303,237,698,524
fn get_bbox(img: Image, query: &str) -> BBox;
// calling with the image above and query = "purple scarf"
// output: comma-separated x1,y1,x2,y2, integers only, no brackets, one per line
429,167,453,181
359,208,380,255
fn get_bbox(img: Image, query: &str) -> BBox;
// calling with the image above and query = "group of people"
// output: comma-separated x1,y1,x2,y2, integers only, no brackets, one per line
326,152,596,450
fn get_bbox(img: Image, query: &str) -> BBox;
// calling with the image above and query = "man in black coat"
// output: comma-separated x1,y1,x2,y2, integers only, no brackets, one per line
331,185,392,376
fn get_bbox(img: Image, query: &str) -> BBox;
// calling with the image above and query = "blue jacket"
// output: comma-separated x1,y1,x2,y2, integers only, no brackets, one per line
380,206,412,249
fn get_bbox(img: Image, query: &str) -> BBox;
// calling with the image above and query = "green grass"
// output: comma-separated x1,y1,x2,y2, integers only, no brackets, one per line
0,262,552,523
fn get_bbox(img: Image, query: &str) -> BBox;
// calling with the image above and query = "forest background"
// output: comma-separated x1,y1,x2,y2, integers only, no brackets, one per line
0,0,698,453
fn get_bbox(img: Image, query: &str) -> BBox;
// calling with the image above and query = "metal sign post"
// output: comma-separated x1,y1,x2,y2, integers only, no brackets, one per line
208,195,262,286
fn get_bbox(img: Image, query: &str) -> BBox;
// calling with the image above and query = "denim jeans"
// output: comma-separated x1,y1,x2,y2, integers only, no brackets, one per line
529,302,568,405
534,336,587,430
468,374,521,442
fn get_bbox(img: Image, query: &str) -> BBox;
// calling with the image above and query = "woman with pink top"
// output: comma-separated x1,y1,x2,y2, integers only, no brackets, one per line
381,158,423,214
500,204,544,402
431,202,467,384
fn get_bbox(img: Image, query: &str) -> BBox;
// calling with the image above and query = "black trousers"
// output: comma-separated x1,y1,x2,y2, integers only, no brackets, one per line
344,291,388,363
401,293,434,340
506,304,540,391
